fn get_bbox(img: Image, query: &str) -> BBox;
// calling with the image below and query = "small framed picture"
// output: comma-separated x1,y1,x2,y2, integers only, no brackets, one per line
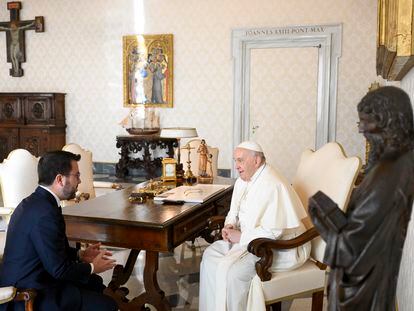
162,158,177,181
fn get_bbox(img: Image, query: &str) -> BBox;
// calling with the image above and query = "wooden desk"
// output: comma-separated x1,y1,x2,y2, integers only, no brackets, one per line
63,178,234,310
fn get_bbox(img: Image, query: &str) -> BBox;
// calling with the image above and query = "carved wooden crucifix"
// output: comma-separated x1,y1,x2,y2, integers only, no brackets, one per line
0,2,44,77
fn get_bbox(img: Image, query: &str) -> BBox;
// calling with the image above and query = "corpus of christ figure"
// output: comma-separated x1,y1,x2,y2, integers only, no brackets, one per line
0,1,44,77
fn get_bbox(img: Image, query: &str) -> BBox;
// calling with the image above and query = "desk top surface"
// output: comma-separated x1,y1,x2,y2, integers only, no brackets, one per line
63,177,234,229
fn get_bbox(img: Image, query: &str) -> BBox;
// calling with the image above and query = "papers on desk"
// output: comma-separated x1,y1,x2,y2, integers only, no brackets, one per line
154,184,231,203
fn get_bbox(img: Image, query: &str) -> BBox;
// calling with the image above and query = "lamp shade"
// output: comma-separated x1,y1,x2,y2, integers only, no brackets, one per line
160,127,198,139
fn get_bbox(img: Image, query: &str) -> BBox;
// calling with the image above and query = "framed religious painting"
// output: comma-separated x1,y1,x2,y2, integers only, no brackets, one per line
377,0,414,80
123,34,173,107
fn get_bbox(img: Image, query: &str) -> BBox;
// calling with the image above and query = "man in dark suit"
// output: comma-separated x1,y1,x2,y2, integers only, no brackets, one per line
0,151,118,310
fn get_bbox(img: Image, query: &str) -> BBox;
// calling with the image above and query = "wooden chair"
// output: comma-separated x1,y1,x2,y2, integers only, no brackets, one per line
247,142,361,310
0,286,36,311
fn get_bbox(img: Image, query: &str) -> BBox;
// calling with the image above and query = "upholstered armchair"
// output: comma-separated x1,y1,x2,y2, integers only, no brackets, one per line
0,235,35,310
247,142,361,310
0,149,39,224
61,144,122,206
180,139,219,178
205,142,361,310
0,149,39,310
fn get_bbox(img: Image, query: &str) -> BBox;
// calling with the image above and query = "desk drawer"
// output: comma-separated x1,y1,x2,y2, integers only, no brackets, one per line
173,206,216,244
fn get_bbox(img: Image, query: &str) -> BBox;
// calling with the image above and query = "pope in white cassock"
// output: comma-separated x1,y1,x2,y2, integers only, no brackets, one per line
199,141,311,311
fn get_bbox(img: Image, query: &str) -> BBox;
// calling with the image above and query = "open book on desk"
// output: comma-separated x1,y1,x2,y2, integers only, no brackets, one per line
154,184,231,203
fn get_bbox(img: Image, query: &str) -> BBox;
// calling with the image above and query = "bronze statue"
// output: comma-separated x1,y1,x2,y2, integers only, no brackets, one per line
309,86,414,311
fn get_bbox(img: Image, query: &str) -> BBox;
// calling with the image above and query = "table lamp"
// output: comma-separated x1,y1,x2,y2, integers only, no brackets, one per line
160,127,198,179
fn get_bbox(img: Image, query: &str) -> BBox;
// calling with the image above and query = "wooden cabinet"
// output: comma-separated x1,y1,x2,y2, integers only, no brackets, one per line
0,93,66,161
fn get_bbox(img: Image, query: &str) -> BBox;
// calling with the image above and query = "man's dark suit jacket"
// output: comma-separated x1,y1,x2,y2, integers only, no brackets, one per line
0,186,94,310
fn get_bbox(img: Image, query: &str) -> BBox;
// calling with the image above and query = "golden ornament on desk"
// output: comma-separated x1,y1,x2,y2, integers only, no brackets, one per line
129,179,173,203
181,142,197,184
162,158,177,181
159,127,198,180
128,192,147,204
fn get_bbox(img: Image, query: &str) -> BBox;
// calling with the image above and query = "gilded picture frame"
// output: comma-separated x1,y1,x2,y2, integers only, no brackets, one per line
162,157,177,181
377,0,414,80
123,34,173,107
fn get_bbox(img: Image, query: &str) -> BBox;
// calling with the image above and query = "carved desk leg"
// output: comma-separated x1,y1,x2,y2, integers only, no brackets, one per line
143,141,156,180
116,141,130,178
170,141,177,158
105,249,140,306
105,250,171,311
133,251,170,310
161,140,177,159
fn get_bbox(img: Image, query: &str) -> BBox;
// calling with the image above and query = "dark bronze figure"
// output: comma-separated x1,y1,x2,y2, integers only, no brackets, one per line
309,86,414,311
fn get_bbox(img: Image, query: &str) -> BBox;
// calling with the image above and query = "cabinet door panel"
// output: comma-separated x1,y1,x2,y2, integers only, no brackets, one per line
24,96,51,124
0,93,66,160
19,128,48,157
0,96,22,124
0,128,19,161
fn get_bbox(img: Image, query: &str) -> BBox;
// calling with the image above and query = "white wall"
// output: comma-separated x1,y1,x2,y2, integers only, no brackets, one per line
0,0,378,168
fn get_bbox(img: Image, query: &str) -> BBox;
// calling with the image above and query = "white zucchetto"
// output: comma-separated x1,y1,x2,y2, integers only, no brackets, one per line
236,141,263,153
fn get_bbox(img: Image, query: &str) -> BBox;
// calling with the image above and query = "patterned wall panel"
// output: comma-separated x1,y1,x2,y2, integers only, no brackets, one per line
0,0,379,168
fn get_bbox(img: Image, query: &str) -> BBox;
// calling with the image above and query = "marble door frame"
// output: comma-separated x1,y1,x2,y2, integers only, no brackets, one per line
231,24,342,177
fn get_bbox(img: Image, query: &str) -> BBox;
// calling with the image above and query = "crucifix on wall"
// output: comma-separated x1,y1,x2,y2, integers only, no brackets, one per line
0,2,44,77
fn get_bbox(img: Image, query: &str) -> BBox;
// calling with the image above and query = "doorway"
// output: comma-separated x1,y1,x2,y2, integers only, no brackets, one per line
232,24,342,178
250,47,318,179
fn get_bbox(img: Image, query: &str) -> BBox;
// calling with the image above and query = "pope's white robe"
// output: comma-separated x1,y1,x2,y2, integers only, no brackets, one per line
199,164,311,311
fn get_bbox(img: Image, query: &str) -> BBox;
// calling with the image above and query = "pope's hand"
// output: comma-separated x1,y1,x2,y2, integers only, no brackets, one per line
222,224,234,241
226,228,241,244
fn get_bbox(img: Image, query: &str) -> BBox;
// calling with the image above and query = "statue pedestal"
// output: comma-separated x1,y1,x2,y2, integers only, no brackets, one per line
197,175,213,184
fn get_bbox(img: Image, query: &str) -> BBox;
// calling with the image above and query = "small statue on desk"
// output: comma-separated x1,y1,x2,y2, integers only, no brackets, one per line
197,139,213,184
197,139,208,176
309,86,414,311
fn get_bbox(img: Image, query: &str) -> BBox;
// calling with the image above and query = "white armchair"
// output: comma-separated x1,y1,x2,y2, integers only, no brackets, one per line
0,148,39,255
0,149,39,225
247,142,361,310
0,149,38,310
0,247,37,310
0,286,36,310
61,144,122,206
